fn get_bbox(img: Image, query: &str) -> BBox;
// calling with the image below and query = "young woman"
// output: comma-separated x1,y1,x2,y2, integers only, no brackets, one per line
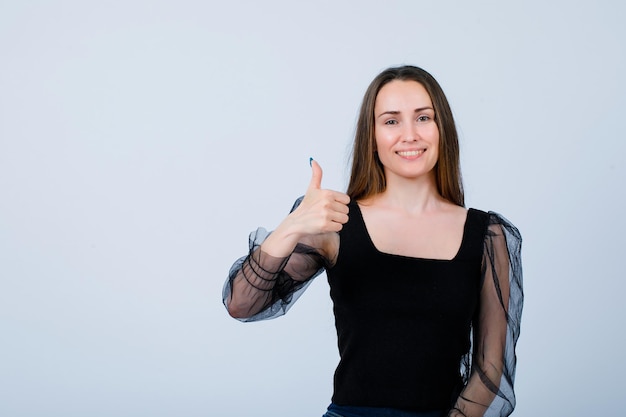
223,65,523,417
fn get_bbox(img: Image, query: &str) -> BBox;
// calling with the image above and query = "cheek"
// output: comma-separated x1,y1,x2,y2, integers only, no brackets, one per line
424,124,440,139
374,129,394,149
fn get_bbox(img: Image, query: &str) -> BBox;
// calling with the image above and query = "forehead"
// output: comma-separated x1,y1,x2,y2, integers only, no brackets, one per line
374,80,432,110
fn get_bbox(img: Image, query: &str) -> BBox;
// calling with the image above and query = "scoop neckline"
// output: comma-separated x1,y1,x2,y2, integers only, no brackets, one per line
352,202,472,262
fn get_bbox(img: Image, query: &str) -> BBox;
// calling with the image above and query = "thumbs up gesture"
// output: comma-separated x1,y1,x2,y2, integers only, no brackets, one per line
259,159,350,258
289,159,351,235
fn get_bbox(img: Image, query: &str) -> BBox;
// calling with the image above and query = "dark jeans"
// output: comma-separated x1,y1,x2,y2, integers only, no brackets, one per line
323,403,446,417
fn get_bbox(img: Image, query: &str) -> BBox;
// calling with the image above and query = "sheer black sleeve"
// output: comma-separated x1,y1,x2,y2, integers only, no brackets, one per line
450,212,523,417
222,197,331,322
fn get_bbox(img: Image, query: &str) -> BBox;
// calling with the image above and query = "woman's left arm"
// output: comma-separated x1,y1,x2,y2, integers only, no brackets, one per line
449,213,524,417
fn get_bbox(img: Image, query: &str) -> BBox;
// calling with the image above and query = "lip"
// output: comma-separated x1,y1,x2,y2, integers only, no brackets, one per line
396,149,426,159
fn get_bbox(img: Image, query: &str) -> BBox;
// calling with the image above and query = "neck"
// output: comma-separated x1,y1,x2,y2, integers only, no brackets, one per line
368,173,444,213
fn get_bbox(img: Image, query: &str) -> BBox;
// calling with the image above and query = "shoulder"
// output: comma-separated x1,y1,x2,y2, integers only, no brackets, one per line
488,210,522,240
470,208,523,249
465,208,490,237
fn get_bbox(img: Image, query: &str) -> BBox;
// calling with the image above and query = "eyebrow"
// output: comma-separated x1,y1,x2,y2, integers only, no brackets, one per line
376,107,434,119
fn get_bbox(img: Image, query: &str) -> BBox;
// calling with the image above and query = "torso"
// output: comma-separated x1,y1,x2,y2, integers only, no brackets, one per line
326,200,490,411
356,199,468,261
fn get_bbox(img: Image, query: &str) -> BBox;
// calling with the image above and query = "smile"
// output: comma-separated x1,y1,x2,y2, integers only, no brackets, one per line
397,150,425,157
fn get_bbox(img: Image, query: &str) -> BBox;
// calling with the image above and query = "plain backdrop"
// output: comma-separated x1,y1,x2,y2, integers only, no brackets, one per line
1,1,625,416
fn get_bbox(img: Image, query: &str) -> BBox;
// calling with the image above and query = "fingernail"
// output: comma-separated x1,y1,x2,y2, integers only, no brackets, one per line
309,157,314,167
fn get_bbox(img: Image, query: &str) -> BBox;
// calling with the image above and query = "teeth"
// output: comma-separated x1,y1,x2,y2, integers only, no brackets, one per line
397,150,425,157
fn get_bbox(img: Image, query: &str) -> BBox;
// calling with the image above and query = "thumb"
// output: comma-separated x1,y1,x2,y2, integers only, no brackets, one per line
308,158,323,191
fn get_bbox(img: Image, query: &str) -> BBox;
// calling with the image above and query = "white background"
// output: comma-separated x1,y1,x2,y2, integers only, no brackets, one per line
1,1,624,416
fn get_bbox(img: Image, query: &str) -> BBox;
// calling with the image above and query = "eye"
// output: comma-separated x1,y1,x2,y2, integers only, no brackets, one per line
384,119,398,125
417,115,431,123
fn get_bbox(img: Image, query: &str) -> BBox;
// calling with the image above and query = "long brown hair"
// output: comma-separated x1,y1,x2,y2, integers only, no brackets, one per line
346,65,464,207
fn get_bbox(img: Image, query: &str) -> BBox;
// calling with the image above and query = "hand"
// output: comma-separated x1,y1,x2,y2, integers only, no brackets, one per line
288,159,350,235
260,159,350,258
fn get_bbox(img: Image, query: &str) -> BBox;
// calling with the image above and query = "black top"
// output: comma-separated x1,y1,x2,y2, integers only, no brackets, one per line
223,196,523,417
327,202,490,411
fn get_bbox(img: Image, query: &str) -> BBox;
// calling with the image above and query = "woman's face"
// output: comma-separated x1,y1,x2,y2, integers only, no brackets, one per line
373,80,439,183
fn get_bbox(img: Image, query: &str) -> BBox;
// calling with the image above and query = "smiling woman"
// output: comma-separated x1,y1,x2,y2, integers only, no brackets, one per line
222,65,523,417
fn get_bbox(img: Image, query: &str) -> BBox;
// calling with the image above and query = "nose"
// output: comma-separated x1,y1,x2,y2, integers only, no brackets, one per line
402,122,418,142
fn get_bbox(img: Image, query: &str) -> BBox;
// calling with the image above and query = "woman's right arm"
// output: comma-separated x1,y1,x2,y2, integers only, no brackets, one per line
223,160,350,322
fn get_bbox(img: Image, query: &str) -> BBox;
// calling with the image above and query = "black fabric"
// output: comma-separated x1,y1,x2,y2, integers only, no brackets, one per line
326,202,489,411
223,196,524,417
326,402,446,417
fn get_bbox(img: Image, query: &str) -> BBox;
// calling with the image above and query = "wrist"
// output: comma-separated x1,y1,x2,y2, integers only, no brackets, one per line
261,220,303,258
